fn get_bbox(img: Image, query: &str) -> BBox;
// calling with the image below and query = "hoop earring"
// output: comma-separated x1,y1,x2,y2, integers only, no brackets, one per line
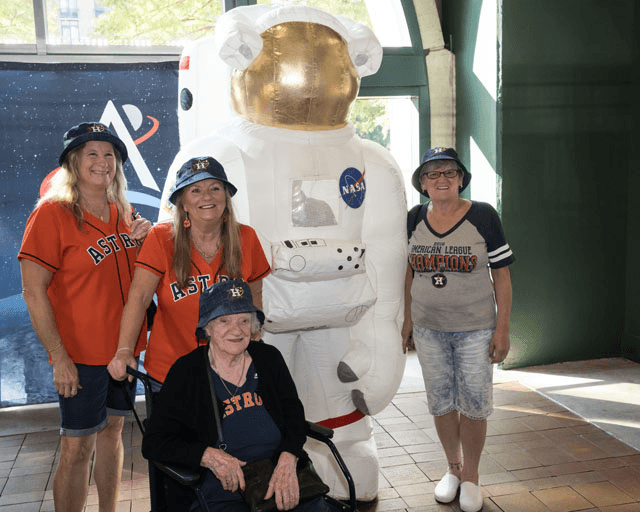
183,214,191,229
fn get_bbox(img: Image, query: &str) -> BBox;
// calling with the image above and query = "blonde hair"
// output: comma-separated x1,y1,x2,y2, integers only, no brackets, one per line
38,143,132,228
172,186,242,289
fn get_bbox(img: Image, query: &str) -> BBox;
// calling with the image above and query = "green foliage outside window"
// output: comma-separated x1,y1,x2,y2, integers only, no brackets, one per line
257,0,371,29
349,99,390,149
1,0,36,43
91,0,223,45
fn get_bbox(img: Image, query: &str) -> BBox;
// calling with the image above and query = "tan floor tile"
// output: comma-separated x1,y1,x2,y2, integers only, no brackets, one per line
523,447,577,466
375,404,404,420
599,504,640,512
378,486,399,500
545,462,588,476
131,497,151,512
485,431,547,447
490,450,544,471
0,449,19,464
0,503,41,511
509,466,555,481
484,480,532,497
554,470,607,487
411,451,447,464
8,464,53,478
380,464,430,487
375,432,400,449
394,481,436,498
478,454,508,475
406,505,455,512
379,447,408,458
491,491,553,511
524,477,564,492
40,498,55,511
415,461,447,481
403,443,442,455
532,486,595,512
0,490,45,506
487,418,534,435
519,414,581,431
0,462,12,479
1,473,49,496
384,422,422,434
406,415,435,429
403,493,438,508
377,416,414,427
572,481,636,508
372,497,408,511
479,472,518,486
379,454,416,467
0,437,24,449
389,429,434,446
617,454,640,466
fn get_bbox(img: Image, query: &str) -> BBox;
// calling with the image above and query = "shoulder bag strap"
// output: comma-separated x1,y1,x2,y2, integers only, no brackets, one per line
204,348,227,451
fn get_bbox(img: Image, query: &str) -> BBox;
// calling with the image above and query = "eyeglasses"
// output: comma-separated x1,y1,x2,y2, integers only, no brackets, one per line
422,169,460,180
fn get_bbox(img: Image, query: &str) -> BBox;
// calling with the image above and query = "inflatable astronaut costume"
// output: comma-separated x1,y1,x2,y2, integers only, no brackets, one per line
160,5,408,500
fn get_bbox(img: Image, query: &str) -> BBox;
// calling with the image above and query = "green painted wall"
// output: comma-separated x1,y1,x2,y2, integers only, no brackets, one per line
623,2,640,361
445,0,638,367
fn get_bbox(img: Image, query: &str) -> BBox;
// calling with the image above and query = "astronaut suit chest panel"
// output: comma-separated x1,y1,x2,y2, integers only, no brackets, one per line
230,124,367,243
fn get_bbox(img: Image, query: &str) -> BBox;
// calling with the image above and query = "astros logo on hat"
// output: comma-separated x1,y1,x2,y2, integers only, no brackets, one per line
89,124,106,133
431,147,446,154
228,285,244,299
193,159,210,171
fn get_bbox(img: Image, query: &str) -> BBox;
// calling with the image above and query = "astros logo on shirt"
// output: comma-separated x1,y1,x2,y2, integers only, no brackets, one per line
432,273,447,288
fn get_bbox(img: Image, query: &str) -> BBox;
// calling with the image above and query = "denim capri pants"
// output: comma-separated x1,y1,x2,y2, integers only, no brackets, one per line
58,363,137,437
413,325,494,420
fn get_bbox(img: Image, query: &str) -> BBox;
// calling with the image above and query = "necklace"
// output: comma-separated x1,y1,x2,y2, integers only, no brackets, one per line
81,201,110,222
192,238,220,262
210,351,247,397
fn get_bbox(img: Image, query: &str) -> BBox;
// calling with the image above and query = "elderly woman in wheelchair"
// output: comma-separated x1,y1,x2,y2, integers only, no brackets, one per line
142,280,332,512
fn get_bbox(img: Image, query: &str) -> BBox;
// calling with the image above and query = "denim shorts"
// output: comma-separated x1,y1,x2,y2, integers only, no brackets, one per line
58,363,137,437
413,326,494,420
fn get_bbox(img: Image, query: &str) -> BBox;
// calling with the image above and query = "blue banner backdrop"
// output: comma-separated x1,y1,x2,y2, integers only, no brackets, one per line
0,61,179,407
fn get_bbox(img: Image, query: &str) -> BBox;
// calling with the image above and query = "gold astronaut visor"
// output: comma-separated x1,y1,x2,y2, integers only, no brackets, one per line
230,21,360,131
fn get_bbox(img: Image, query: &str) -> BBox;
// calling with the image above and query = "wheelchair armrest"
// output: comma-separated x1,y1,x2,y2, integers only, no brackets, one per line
305,421,334,441
153,461,202,487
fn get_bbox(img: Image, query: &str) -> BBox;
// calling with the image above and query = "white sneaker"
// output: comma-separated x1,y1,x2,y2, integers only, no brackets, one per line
459,481,483,512
434,472,460,503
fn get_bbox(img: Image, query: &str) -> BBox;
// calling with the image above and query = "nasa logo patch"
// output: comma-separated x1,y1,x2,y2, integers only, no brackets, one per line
339,168,366,209
432,273,447,288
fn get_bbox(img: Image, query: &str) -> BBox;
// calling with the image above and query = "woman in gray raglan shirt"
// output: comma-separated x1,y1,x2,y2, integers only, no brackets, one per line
402,147,514,512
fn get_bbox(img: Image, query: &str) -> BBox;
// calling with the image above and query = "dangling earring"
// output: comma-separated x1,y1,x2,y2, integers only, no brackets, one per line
183,213,191,229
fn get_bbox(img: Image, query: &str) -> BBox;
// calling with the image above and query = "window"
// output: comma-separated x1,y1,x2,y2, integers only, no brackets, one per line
349,96,420,205
257,0,411,47
44,0,223,47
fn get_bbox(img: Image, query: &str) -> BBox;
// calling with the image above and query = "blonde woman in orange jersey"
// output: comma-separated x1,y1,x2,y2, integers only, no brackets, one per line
19,122,151,512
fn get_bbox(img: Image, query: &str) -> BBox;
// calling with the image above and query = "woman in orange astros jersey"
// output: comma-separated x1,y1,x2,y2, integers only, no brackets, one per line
107,156,270,385
18,122,151,512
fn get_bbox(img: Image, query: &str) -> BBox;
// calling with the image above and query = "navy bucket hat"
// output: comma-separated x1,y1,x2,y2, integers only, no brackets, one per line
59,122,128,165
169,156,238,205
411,147,471,197
195,280,265,339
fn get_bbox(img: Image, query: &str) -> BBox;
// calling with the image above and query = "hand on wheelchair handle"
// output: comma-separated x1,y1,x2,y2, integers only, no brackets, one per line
107,351,137,382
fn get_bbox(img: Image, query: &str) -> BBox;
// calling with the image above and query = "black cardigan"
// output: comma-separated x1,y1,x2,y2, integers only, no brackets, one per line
142,342,308,471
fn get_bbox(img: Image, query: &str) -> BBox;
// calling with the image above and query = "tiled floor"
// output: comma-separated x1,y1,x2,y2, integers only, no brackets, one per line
1,355,640,512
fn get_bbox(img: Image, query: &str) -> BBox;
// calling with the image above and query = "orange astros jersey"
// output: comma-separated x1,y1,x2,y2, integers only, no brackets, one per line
135,222,270,382
18,201,147,365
